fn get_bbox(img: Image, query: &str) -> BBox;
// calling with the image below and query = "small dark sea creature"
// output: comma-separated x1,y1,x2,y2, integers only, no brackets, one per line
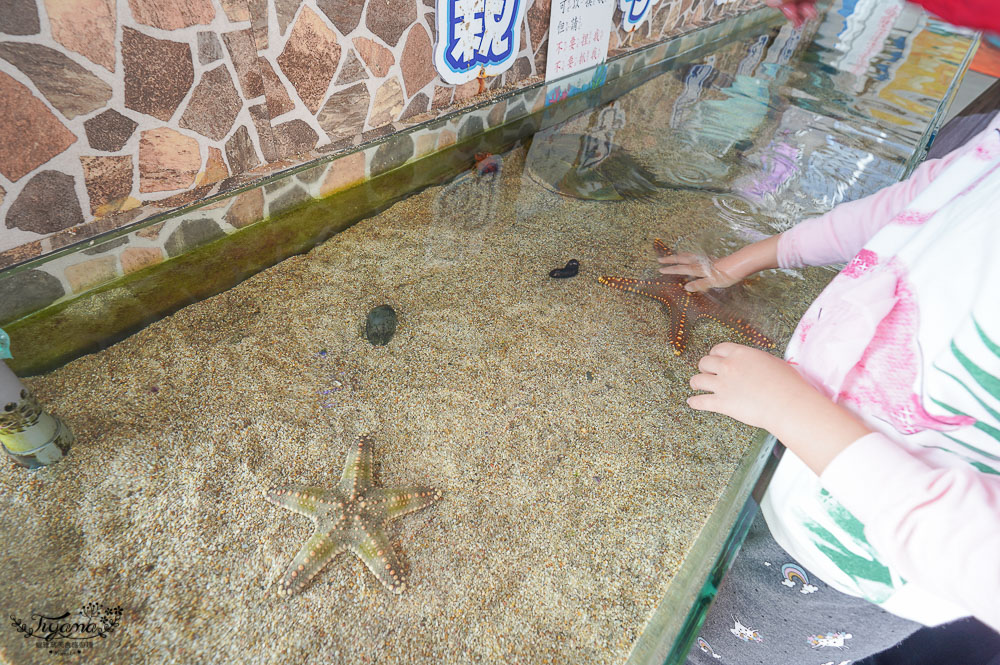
365,305,397,346
549,259,580,278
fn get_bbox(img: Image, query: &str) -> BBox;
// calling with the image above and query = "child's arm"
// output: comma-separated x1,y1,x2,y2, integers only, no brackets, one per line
689,342,1000,631
660,131,987,291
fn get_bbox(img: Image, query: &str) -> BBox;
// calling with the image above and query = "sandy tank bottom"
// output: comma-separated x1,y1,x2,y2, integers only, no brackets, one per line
0,145,826,665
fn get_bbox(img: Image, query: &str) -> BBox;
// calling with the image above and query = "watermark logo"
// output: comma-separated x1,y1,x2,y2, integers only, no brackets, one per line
10,602,122,656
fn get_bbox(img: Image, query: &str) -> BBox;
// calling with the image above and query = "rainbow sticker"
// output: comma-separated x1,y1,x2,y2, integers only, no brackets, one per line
696,637,722,659
781,563,818,593
781,563,809,586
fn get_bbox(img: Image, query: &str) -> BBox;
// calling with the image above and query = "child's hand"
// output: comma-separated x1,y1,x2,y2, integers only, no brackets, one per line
763,0,818,27
659,235,782,293
657,253,743,292
688,343,872,475
688,343,810,432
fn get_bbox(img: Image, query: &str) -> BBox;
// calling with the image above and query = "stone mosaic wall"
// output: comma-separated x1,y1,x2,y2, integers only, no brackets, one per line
0,0,758,283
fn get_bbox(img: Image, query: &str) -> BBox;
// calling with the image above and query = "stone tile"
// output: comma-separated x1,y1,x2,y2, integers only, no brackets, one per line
222,29,265,99
458,115,484,141
224,187,265,228
317,83,368,143
136,222,166,240
84,110,138,153
259,57,295,118
319,150,365,197
366,0,416,47
0,0,39,35
335,51,367,85
369,78,404,127
0,71,76,181
453,78,480,103
197,31,223,64
400,92,429,121
415,132,436,157
0,185,4,207
81,155,133,215
164,218,225,257
246,0,269,49
504,55,532,85
179,65,242,141
296,163,327,184
123,27,195,122
275,0,302,35
5,171,83,234
505,100,526,122
353,36,394,78
120,247,163,274
273,120,319,157
487,100,507,128
277,7,341,114
82,236,128,255
533,42,547,78
0,42,112,120
431,85,453,109
370,135,414,175
45,0,115,71
268,186,310,216
138,128,201,193
0,269,65,323
250,103,278,161
219,0,251,21
361,124,394,142
526,0,550,46
0,240,43,271
200,147,229,185
437,129,456,149
128,0,215,29
316,0,364,35
225,125,261,174
400,24,434,98
65,256,117,293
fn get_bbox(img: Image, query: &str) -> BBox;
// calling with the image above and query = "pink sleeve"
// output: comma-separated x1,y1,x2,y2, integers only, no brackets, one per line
776,144,969,268
820,432,1000,631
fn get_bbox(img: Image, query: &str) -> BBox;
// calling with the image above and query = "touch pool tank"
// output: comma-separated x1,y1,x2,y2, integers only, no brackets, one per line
0,3,975,664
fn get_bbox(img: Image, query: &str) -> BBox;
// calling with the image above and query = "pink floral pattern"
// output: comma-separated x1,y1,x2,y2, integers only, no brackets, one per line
841,248,879,278
836,265,974,434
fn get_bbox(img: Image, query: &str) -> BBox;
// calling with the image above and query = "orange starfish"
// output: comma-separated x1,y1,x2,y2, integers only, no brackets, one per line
599,239,775,355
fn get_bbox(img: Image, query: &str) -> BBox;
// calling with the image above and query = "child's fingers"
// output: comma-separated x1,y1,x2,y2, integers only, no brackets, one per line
657,252,703,266
686,393,717,411
697,354,725,375
682,277,716,292
658,264,706,277
689,371,718,392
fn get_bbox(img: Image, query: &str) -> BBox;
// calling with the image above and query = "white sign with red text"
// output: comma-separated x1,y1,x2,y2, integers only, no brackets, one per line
544,0,615,82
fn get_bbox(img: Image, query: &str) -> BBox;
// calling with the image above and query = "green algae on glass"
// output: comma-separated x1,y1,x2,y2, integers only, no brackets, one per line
265,435,441,596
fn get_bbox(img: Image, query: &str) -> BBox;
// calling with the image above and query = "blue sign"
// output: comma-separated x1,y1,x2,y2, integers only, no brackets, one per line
618,0,660,32
434,0,528,84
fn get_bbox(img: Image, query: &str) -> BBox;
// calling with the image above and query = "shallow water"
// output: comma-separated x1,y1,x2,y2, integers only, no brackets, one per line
0,4,973,664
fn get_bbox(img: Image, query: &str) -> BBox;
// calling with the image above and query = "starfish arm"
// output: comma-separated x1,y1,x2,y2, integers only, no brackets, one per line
265,485,339,519
338,435,374,498
276,531,347,596
653,238,673,258
666,304,689,355
349,527,408,594
371,486,443,522
719,311,775,349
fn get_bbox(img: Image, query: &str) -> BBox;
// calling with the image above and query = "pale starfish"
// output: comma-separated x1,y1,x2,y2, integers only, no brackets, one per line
265,435,441,596
600,239,775,355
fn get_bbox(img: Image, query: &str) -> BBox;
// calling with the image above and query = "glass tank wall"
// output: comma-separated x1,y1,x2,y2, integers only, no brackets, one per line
0,3,974,664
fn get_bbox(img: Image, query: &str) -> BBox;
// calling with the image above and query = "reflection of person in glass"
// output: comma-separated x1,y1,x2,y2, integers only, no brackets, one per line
679,2,1000,663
